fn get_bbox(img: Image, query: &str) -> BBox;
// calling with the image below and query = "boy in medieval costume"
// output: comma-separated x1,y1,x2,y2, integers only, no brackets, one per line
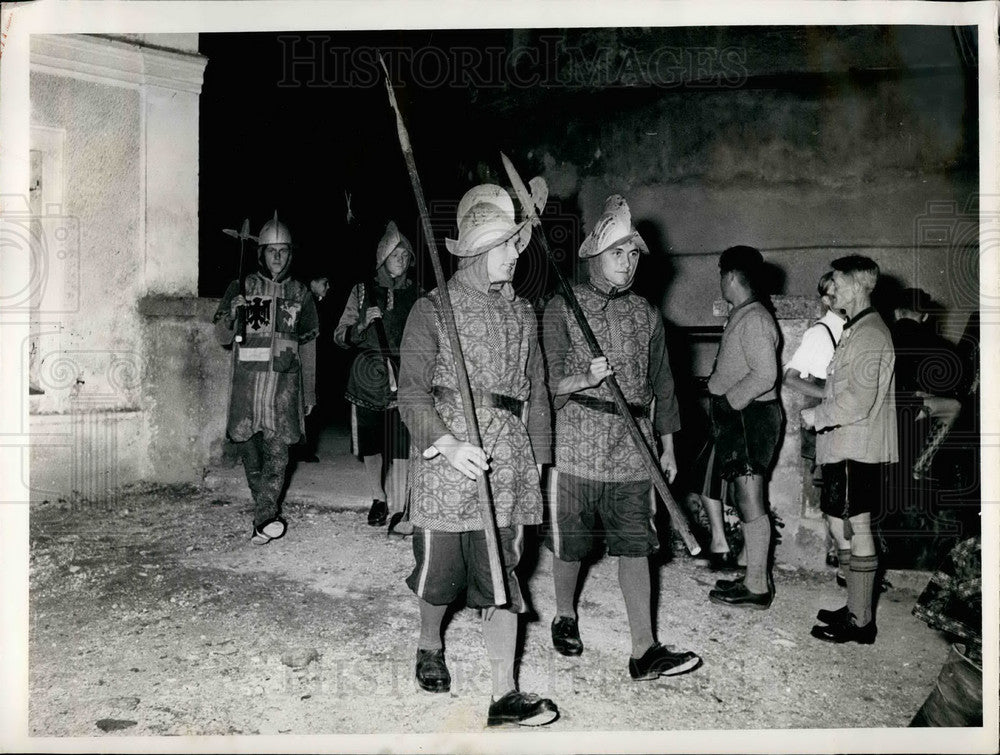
334,221,421,532
541,195,702,680
397,184,559,727
214,212,319,544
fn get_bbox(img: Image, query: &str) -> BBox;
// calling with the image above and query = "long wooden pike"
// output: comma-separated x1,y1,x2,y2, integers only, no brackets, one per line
380,55,507,604
501,152,702,556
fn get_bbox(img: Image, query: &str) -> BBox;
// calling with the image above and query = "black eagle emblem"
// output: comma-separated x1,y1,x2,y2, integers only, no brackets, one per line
246,297,271,330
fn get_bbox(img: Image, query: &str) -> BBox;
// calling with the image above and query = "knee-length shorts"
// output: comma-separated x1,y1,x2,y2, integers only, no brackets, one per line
820,460,890,519
406,525,526,612
710,395,784,481
543,469,659,562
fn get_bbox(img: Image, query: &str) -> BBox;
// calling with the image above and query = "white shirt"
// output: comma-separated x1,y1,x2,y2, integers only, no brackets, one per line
784,309,845,381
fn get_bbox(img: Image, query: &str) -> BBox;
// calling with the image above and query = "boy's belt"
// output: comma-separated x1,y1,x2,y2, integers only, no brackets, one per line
432,386,524,417
568,394,649,419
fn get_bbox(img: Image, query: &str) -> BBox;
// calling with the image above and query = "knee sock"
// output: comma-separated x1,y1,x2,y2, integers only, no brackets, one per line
742,514,771,594
363,454,385,501
837,547,852,580
483,608,518,699
387,459,408,514
417,599,447,651
847,554,878,626
552,557,581,619
619,557,654,659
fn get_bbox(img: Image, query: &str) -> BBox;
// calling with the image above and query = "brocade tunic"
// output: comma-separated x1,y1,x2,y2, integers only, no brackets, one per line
397,280,551,532
543,285,680,482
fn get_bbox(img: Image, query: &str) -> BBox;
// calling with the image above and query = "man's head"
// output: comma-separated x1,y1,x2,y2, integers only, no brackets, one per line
817,270,843,317
257,211,293,281
580,195,647,291
718,245,763,304
376,221,414,279
829,255,879,314
310,277,330,300
893,287,932,323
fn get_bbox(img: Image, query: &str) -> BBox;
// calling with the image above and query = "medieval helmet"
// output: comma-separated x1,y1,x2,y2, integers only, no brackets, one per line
579,195,648,259
445,184,532,258
376,220,414,269
257,210,293,248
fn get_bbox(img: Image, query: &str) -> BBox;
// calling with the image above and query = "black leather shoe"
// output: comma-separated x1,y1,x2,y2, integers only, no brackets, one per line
551,616,583,656
415,648,451,693
628,643,702,680
816,605,850,624
810,617,877,645
367,499,388,527
709,583,773,610
713,575,745,592
487,690,559,727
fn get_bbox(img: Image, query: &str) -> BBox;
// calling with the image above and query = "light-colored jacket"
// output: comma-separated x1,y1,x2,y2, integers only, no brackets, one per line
814,308,898,464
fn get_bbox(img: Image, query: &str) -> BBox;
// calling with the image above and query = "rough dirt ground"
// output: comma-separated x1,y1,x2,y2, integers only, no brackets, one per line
28,430,949,740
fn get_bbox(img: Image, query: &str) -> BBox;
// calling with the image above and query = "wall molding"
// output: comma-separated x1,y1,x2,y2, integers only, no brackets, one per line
31,34,207,94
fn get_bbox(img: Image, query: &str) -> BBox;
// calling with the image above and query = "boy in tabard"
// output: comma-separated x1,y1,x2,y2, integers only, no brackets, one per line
396,183,559,727
542,195,702,680
334,221,421,532
214,212,318,545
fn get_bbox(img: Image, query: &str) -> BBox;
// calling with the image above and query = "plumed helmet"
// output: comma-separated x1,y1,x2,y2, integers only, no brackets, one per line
376,220,414,268
257,210,293,248
445,184,533,258
579,195,648,259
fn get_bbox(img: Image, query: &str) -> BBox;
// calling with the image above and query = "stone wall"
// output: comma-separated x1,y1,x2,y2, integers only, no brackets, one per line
27,34,207,500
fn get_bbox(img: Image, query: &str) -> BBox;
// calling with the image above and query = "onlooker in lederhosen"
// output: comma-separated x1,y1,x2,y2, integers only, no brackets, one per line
214,212,319,544
783,271,846,575
397,183,559,727
335,221,421,530
706,246,784,610
803,255,897,644
542,195,701,680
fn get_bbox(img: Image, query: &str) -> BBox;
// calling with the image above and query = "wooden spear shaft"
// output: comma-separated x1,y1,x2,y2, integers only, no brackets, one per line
501,153,702,556
380,56,508,605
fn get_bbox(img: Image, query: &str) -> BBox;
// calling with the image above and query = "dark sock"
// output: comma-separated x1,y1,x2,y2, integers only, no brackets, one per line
742,514,771,594
847,554,878,626
619,557,654,658
552,557,581,619
417,599,447,651
483,608,518,699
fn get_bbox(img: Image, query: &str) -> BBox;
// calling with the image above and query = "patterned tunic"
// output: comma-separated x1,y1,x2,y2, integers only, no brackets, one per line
397,280,551,532
543,285,680,482
214,273,319,444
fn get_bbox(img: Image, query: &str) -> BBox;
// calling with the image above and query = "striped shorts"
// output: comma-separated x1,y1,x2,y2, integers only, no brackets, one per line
405,525,526,611
543,469,658,561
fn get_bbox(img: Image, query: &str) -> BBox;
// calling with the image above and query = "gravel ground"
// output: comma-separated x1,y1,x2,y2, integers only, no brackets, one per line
27,477,952,748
